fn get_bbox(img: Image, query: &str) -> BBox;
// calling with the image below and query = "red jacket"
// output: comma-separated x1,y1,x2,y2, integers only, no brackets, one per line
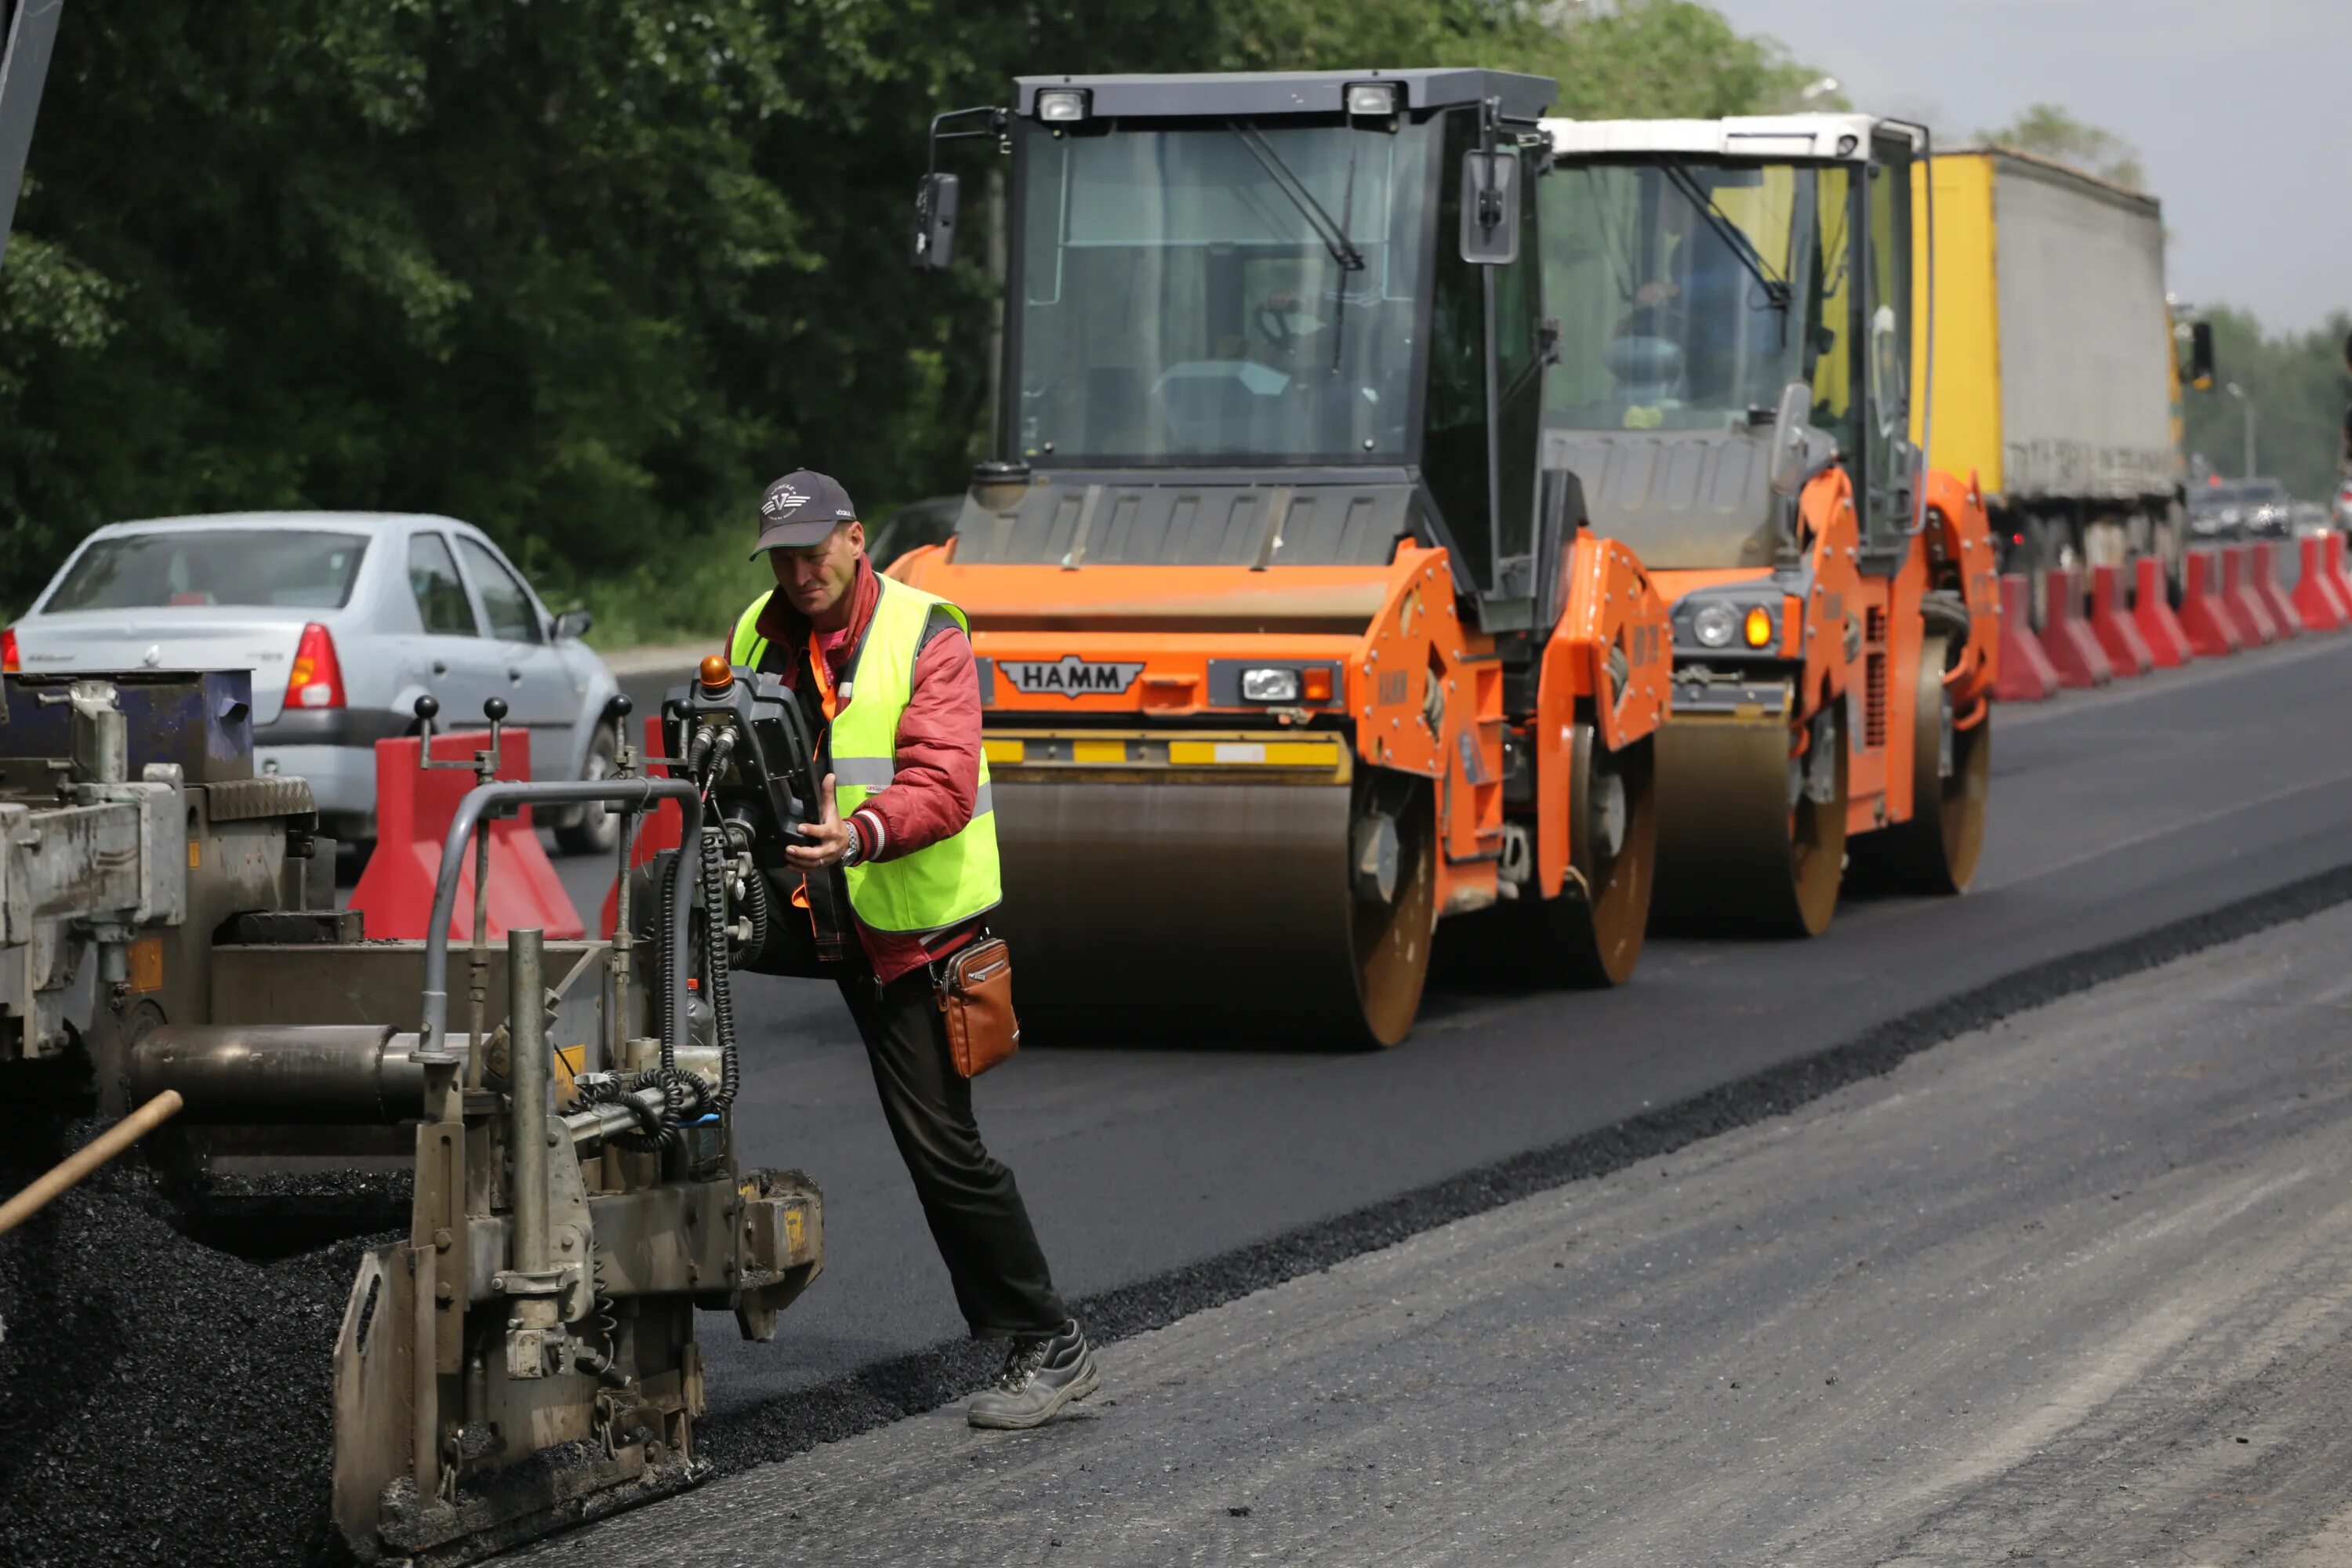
752,556,984,982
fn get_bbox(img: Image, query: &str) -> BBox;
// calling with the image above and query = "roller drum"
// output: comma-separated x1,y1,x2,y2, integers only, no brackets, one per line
1653,712,1846,938
993,779,1430,1046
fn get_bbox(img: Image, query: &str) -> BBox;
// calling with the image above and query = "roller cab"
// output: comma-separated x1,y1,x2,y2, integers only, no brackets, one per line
903,71,1673,1045
1539,114,2001,936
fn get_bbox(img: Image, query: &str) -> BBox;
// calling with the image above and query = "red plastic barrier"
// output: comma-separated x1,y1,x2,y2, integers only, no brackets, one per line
2085,564,2153,677
2038,567,2113,688
1993,574,2060,702
2132,557,2193,669
2292,535,2350,630
2224,545,2281,644
2177,549,2244,657
350,728,585,941
2254,542,2303,639
599,717,683,938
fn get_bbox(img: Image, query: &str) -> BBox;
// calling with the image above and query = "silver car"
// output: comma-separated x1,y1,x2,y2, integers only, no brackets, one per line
5,511,623,851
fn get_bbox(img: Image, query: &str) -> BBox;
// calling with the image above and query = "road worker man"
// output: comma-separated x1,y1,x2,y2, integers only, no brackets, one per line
731,468,1098,1428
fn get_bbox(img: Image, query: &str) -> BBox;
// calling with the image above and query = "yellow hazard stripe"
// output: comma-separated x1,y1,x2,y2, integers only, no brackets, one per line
984,733,1345,771
1166,739,1339,767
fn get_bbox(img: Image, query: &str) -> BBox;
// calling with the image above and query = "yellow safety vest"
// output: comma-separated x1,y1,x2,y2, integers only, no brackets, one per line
730,579,1000,935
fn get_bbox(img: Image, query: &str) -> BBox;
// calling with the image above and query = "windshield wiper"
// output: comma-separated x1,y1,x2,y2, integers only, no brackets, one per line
1229,123,1366,273
1661,165,1792,314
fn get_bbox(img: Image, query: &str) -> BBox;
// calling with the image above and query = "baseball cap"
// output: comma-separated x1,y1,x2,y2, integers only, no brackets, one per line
750,470,859,555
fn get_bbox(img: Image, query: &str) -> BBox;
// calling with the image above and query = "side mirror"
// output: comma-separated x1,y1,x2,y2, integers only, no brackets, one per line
1459,151,1521,266
912,172,960,272
553,608,593,641
1767,380,1825,498
2189,320,2216,391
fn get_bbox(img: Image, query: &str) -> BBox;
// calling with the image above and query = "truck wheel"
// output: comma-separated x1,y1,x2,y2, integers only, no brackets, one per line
1855,635,1989,895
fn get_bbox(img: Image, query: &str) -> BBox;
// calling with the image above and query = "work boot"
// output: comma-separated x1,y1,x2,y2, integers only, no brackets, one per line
967,1319,1100,1429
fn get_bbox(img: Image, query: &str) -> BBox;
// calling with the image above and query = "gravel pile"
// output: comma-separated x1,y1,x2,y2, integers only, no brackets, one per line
0,1117,389,1568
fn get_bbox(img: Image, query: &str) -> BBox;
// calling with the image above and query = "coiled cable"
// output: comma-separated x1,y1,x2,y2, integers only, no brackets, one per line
734,850,772,965
697,826,742,1111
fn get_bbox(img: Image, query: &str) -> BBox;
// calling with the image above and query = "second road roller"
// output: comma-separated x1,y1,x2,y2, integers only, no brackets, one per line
900,69,1674,1045
1538,112,2002,935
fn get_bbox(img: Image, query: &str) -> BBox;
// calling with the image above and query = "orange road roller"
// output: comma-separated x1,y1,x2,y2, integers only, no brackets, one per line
902,69,1674,1044
1539,112,2001,935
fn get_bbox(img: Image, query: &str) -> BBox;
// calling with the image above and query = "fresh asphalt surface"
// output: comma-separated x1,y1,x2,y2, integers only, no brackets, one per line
564,633,2352,1425
514,882,2352,1566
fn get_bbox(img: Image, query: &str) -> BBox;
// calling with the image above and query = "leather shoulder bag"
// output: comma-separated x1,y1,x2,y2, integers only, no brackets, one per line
936,935,1019,1078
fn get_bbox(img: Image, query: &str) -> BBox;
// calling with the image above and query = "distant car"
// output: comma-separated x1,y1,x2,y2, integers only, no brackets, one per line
2,511,622,851
2189,477,2291,541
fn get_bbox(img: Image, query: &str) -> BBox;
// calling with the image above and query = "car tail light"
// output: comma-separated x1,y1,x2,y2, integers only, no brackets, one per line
285,622,346,710
1,626,17,673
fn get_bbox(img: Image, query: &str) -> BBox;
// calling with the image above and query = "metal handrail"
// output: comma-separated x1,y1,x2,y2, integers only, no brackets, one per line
415,778,703,1058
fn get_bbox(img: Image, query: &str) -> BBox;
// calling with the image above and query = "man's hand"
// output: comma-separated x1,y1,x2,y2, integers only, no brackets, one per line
783,774,856,870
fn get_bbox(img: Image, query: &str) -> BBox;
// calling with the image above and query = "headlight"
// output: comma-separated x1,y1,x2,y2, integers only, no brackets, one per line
1691,603,1737,648
1241,666,1301,702
1035,89,1089,123
1345,82,1399,116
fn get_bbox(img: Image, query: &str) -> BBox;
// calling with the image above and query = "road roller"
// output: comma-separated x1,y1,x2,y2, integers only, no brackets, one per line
901,70,1674,1045
1537,113,2001,936
0,668,826,1562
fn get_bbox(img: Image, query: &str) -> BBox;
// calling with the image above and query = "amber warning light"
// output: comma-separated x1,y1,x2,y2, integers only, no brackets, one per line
699,655,734,693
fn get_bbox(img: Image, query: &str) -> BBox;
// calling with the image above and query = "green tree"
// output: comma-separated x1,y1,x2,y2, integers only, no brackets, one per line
2180,307,2352,499
0,0,1826,635
1976,103,2146,190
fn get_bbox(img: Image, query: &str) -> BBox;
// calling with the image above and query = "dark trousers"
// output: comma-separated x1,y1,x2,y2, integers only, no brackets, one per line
838,965,1069,1338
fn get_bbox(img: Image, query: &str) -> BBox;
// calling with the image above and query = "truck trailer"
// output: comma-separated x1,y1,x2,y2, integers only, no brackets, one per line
1908,147,2205,610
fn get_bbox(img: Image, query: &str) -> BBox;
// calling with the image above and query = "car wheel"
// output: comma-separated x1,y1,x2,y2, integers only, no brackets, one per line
556,730,621,856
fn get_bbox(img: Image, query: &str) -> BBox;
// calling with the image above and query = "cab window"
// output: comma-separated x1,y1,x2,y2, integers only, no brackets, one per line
457,536,543,644
1807,165,1855,453
408,533,478,636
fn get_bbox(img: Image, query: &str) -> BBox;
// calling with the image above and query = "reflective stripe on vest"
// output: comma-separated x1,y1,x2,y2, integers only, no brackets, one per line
730,581,1000,935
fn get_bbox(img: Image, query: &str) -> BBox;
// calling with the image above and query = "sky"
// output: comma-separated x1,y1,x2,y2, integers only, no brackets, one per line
1704,0,2347,334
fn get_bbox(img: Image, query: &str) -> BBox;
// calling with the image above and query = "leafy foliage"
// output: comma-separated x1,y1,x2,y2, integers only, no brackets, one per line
0,0,1818,634
2181,308,2352,502
1976,103,2146,191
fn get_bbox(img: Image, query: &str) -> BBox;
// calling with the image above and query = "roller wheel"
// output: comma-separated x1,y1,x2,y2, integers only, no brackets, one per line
1853,635,1989,894
1654,707,1848,938
1785,710,1849,936
1548,726,1657,985
1348,778,1437,1047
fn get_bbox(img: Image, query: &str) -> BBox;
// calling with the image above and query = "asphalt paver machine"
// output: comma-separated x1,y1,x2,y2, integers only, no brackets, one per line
1538,114,2001,935
902,70,1675,1045
0,668,825,1563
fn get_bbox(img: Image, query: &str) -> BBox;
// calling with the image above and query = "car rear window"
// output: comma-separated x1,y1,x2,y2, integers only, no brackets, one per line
45,529,369,612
